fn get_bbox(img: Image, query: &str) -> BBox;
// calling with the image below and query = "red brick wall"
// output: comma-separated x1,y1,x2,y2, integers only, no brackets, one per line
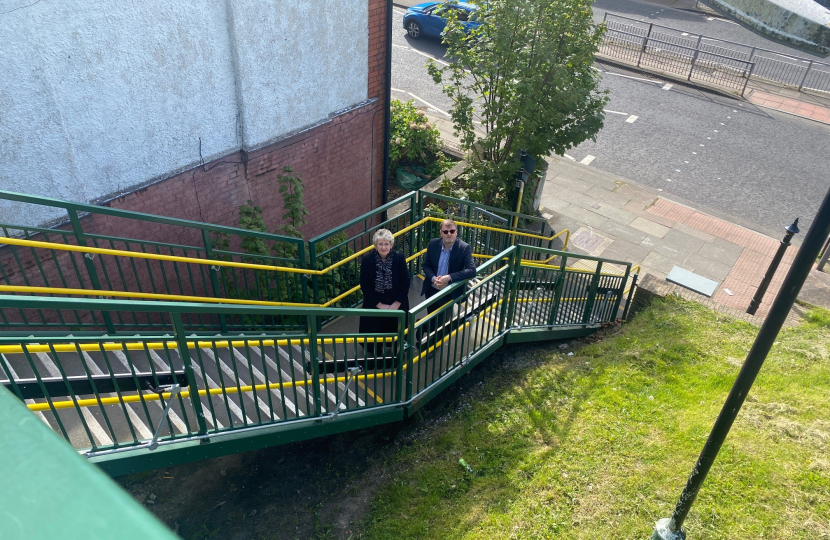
98,0,390,239
105,102,384,241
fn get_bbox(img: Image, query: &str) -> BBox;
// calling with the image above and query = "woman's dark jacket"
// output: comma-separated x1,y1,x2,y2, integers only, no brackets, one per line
359,249,410,310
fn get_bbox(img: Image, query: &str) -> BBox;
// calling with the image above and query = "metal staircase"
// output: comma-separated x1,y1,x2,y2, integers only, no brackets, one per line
0,189,637,476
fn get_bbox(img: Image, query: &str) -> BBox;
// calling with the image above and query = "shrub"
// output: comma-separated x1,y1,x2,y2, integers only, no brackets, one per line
390,99,452,179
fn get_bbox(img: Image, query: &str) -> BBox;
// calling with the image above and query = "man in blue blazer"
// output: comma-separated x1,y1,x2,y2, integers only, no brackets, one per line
420,219,477,331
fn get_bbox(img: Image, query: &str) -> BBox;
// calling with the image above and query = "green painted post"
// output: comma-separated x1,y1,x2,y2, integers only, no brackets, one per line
309,242,321,306
68,209,116,334
582,261,603,325
307,315,322,417
497,248,516,333
504,245,523,329
297,242,310,305
408,194,417,274
611,265,631,320
405,312,416,402
395,311,407,403
171,313,208,436
547,255,568,326
201,230,228,333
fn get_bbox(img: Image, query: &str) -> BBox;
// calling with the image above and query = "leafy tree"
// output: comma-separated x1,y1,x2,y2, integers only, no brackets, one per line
427,0,608,211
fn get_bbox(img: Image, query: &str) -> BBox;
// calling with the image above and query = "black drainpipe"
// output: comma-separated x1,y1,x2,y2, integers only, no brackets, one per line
381,0,393,219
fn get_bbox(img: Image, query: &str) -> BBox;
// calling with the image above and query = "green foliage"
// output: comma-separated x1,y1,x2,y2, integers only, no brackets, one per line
427,0,609,210
390,99,453,180
312,232,359,305
237,201,270,262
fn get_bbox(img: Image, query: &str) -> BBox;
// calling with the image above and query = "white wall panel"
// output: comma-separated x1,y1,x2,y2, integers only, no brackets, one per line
0,0,369,227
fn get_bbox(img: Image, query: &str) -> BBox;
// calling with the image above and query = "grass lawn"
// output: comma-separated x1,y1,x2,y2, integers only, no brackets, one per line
358,296,830,539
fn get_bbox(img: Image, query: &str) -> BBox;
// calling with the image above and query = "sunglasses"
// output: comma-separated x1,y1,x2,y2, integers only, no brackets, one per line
442,229,457,234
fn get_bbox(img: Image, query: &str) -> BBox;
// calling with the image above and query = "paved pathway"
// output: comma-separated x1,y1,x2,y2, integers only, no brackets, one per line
747,90,830,125
540,155,828,320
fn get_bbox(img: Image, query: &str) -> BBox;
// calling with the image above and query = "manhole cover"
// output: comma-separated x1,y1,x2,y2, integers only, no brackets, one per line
571,230,605,252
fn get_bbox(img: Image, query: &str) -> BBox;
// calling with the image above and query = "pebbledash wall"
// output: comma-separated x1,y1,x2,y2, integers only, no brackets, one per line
0,0,389,239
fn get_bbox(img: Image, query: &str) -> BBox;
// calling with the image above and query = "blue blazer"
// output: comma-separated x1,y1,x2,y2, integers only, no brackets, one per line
420,238,477,300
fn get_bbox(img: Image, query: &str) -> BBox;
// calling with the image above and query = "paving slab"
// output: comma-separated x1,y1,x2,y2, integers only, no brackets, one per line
642,235,698,263
585,184,632,209
630,217,670,239
615,183,659,209
556,204,609,229
586,202,639,225
684,252,734,282
598,239,652,264
539,196,570,214
698,240,744,267
672,222,718,244
598,221,650,245
639,251,679,275
663,228,707,256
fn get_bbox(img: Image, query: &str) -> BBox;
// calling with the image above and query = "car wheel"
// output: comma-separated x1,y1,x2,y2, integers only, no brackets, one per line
407,21,421,39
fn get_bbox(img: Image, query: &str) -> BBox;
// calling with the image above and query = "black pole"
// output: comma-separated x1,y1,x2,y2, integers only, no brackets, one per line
381,0,393,221
659,186,830,537
746,219,799,315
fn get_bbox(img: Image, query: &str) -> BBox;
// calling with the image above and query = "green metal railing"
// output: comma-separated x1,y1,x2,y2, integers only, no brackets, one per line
0,244,632,474
0,190,572,330
0,190,306,332
418,191,560,260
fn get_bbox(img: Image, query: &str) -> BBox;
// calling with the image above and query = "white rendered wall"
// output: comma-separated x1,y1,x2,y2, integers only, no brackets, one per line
0,0,369,228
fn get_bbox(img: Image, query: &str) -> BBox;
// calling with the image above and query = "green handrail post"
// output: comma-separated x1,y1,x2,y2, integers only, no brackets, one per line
622,272,639,320
307,314,322,417
547,254,568,326
611,265,631,320
497,246,517,333
297,242,309,305
201,230,228,333
582,261,603,325
395,311,407,403
171,313,208,437
405,311,416,402
408,196,417,276
68,209,116,334
308,242,321,306
505,245,523,329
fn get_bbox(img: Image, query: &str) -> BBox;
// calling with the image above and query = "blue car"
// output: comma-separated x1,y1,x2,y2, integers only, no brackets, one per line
403,2,481,40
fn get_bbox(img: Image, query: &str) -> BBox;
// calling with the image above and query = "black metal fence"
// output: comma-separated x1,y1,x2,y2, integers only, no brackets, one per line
601,13,830,96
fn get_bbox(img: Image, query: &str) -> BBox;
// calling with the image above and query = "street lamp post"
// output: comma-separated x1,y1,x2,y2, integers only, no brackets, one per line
746,219,800,315
650,186,830,540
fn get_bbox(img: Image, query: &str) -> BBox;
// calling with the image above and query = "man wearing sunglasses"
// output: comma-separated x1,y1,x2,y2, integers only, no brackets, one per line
419,219,477,342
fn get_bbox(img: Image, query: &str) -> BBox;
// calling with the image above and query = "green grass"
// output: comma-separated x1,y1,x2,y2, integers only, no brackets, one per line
358,296,830,539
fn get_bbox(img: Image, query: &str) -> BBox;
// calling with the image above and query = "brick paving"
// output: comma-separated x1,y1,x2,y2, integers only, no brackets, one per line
747,90,830,126
646,198,796,316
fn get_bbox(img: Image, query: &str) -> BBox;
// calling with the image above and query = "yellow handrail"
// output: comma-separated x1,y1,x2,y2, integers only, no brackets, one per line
0,218,569,279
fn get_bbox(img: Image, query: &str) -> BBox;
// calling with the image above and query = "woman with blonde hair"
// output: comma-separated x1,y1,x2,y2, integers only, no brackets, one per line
359,229,411,358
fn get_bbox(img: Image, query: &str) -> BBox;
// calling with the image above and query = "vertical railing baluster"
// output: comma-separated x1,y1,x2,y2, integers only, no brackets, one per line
307,315,322,417
171,313,208,436
68,210,115,333
582,262,603,325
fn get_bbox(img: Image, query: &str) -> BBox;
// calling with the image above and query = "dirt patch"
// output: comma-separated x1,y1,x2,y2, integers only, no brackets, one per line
117,422,411,540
